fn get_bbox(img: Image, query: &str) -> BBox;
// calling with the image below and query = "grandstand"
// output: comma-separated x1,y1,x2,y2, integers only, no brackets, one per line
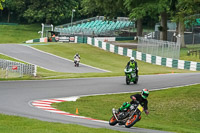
54,16,134,36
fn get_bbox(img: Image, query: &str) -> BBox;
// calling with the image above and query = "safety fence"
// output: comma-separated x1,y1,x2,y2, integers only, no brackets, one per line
0,59,37,78
137,37,180,59
24,36,200,71
85,37,200,71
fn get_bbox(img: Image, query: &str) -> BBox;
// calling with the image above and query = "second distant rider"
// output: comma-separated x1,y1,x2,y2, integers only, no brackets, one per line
126,57,138,78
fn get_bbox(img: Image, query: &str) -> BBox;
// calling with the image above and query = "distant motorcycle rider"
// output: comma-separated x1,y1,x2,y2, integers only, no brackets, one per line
74,53,80,65
74,53,80,60
126,57,138,78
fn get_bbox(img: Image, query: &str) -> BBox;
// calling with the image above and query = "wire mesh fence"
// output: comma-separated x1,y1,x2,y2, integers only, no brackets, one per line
137,37,181,59
0,59,37,78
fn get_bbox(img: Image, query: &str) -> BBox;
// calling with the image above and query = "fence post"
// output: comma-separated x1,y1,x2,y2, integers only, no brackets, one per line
1,68,3,78
34,65,37,77
6,67,8,78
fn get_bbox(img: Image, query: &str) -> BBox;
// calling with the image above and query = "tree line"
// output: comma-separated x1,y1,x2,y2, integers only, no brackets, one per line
0,0,200,47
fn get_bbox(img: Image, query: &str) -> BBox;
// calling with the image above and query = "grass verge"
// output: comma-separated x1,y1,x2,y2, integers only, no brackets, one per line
52,84,200,133
0,43,194,80
0,54,33,79
0,24,41,43
180,44,200,62
0,43,196,80
32,43,192,77
0,114,127,133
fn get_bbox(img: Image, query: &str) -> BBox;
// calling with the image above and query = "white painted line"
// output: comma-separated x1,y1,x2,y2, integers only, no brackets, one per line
0,52,56,72
30,82,200,125
32,103,51,106
23,44,110,72
31,97,108,124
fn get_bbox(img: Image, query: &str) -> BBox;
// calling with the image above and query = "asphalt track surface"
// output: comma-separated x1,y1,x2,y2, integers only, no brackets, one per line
0,73,200,133
0,44,200,132
0,44,107,73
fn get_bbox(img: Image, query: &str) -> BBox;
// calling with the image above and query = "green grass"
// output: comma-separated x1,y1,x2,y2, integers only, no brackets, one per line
0,114,127,133
0,25,199,133
115,40,138,43
32,43,191,77
0,43,193,80
0,54,33,79
0,24,41,43
52,84,200,133
0,54,26,63
113,41,200,62
180,44,200,62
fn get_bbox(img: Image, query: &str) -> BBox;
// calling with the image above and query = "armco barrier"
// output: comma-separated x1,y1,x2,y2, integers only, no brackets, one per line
84,37,200,71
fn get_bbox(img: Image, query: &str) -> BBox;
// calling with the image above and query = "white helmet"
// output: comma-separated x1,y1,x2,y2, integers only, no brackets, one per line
130,57,135,61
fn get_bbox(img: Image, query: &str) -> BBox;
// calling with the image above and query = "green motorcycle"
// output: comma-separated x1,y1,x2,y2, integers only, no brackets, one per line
124,67,138,85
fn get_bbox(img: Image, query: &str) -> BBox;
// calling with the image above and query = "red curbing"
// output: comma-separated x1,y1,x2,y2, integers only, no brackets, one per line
31,98,108,123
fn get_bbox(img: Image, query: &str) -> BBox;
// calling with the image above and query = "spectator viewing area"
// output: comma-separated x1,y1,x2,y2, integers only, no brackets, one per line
54,16,134,36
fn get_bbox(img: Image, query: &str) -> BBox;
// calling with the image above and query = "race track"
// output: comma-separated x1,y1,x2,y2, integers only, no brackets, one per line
0,73,200,133
0,44,200,132
0,44,107,73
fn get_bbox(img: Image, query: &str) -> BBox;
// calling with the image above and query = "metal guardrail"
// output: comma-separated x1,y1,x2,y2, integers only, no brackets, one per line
0,59,37,78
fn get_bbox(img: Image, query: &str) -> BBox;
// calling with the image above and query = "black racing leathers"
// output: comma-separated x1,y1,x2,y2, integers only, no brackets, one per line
130,94,148,111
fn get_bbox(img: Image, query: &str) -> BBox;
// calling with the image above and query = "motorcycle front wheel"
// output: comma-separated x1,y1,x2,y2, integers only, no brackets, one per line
126,75,130,85
109,116,118,126
125,114,139,128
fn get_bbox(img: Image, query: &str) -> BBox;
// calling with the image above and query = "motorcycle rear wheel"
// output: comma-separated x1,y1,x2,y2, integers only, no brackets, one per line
125,114,139,128
109,116,118,126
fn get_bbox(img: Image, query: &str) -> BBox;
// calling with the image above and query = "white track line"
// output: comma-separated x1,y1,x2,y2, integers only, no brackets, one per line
0,44,110,72
23,44,110,72
30,83,199,124
30,97,108,123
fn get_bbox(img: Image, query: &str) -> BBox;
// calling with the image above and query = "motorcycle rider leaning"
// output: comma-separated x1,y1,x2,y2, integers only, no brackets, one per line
118,89,149,118
74,53,80,62
130,89,149,115
126,57,138,78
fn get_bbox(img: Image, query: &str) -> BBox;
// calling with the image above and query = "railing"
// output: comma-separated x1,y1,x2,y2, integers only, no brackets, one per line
0,59,37,78
137,37,180,59
83,37,200,71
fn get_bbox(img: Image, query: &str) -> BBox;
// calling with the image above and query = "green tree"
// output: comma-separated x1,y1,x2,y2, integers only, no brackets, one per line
0,0,5,10
81,0,126,19
3,0,16,22
124,0,158,37
23,0,78,24
172,0,200,47
2,0,29,23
